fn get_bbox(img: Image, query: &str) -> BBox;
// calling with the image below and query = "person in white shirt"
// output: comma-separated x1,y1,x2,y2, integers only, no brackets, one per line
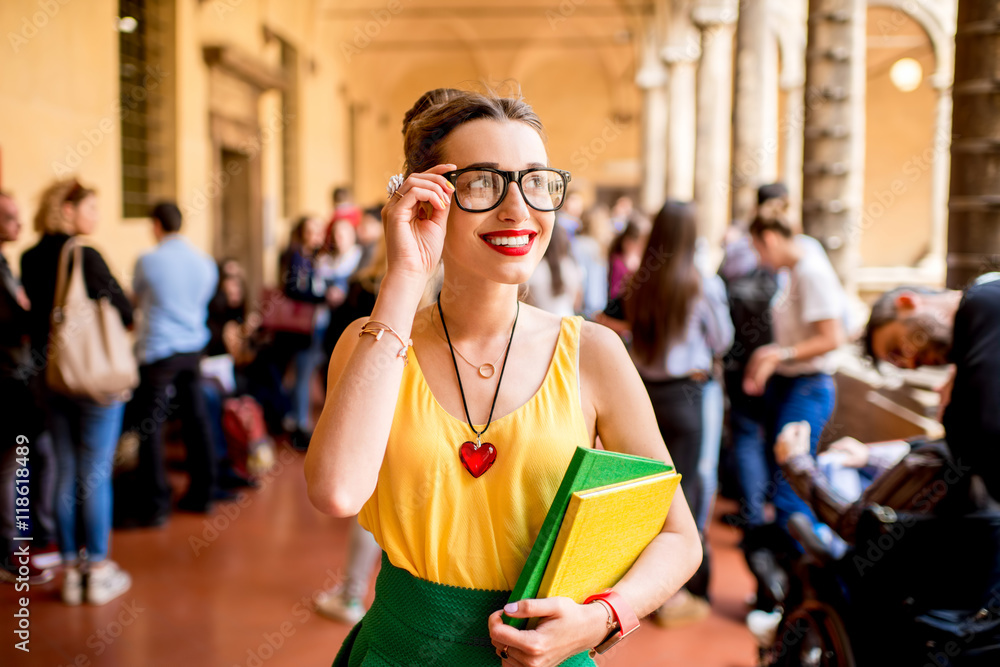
743,198,847,537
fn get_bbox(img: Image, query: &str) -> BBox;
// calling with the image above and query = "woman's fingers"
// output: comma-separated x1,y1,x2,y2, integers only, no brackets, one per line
393,184,451,212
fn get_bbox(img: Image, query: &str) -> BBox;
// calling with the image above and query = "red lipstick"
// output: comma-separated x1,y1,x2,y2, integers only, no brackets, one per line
479,230,536,256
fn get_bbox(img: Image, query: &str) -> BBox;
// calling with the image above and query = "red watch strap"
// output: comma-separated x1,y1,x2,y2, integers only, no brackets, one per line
583,589,640,637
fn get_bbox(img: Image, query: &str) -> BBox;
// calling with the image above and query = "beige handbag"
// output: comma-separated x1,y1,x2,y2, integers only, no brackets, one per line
46,238,139,404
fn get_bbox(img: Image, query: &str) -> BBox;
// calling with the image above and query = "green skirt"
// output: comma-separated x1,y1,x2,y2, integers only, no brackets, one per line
333,552,594,667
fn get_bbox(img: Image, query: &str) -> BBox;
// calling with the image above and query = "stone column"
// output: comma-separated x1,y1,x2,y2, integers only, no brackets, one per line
947,1,1000,288
730,0,769,224
781,79,806,230
693,1,739,245
921,78,952,273
801,0,866,291
637,45,670,214
662,46,698,202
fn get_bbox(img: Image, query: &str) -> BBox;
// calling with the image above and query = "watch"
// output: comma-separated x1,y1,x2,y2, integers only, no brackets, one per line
583,589,640,655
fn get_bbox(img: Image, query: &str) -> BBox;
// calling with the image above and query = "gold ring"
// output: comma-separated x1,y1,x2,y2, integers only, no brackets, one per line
499,646,509,660
390,190,403,200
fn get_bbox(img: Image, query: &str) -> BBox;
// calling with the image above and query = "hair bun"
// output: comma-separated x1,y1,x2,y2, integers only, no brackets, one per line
401,88,463,135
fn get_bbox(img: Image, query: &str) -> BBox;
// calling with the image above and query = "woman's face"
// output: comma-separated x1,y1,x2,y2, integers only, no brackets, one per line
65,194,99,235
303,217,325,251
332,220,357,253
440,119,554,287
222,276,244,307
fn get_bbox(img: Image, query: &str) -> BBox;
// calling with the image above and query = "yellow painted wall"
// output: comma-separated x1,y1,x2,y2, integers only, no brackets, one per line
1,0,349,287
0,0,140,281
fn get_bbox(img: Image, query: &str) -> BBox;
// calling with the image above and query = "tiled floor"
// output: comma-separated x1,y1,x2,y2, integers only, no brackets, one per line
1,446,757,667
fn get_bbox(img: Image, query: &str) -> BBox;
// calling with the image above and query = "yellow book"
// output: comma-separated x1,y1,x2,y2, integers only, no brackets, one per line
534,471,681,604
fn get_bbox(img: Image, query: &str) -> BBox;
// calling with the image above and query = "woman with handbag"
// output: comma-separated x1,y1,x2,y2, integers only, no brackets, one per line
20,178,135,606
306,88,702,666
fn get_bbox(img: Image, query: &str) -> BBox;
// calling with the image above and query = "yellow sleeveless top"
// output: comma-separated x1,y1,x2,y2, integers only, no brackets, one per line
358,315,592,590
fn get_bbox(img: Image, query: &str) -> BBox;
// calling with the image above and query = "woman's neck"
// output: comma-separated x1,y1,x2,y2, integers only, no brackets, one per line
436,278,520,342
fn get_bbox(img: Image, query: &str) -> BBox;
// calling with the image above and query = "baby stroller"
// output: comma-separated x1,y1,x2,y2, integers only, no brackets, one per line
760,508,1000,667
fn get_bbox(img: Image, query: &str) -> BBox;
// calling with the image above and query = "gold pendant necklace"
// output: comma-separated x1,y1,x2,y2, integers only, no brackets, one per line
433,308,509,378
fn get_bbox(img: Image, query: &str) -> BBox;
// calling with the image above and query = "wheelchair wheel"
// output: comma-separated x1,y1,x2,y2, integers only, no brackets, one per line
767,601,855,667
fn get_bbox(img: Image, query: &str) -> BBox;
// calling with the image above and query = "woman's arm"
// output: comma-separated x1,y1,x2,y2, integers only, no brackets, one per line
577,322,702,615
84,247,133,326
489,323,702,665
304,165,455,517
743,318,844,396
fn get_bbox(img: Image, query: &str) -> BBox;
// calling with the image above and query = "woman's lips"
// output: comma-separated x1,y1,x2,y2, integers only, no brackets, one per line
480,231,536,256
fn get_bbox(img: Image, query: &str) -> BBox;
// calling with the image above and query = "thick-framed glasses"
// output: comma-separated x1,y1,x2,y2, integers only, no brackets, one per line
443,167,572,213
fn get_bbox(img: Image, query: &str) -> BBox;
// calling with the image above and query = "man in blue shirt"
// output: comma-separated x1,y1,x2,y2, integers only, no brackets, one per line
117,202,223,526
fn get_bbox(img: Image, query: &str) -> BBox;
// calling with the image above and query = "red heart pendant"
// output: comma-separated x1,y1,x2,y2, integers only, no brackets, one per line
459,441,497,478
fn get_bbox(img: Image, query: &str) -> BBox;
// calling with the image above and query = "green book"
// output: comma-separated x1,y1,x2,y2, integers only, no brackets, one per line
503,446,674,628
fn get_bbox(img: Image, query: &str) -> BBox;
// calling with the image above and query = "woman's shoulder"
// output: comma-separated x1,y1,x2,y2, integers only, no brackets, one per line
579,318,628,362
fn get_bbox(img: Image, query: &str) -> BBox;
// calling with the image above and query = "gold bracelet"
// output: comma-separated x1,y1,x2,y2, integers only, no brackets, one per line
587,600,618,658
359,320,412,366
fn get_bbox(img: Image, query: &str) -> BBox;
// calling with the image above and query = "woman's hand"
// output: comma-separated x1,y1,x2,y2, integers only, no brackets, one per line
488,599,610,667
743,344,782,396
774,421,811,465
825,436,870,468
382,164,456,285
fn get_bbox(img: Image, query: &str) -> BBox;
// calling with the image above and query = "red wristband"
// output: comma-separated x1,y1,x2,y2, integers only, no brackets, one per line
583,589,639,654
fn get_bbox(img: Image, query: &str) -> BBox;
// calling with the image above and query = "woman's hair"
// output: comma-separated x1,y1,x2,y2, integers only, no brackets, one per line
749,193,793,239
608,220,644,261
34,178,96,234
210,258,248,314
543,224,571,296
401,87,545,175
625,201,702,364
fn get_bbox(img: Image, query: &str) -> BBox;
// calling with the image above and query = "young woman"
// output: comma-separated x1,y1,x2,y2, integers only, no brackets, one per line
20,179,134,605
743,200,847,534
279,216,328,449
305,89,701,666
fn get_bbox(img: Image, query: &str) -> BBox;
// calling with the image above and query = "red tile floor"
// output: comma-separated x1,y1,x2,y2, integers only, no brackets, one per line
1,446,758,667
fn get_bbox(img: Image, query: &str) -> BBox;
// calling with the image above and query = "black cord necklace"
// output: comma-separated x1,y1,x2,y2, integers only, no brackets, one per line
437,297,520,478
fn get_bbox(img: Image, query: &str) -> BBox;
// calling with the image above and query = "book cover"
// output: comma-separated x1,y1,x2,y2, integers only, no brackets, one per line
504,446,675,629
535,472,680,604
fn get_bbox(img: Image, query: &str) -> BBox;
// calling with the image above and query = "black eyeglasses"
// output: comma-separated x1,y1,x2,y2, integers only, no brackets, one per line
443,167,572,213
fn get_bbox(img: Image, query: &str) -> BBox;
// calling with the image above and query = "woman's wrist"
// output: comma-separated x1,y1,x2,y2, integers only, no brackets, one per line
583,601,616,647
368,274,426,337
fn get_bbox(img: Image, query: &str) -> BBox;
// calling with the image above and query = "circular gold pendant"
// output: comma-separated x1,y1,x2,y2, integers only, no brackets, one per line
478,363,496,379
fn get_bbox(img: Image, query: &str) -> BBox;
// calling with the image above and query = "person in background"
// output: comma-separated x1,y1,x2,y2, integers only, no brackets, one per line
21,178,134,605
743,196,847,537
355,205,386,271
201,258,259,490
329,186,362,230
609,194,636,233
0,191,56,585
604,200,734,628
525,223,581,317
606,220,646,302
280,215,331,450
320,217,364,310
571,204,613,319
118,202,223,525
719,184,783,613
555,189,584,236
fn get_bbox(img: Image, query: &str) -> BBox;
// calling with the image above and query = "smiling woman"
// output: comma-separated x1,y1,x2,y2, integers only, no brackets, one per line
304,87,701,667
